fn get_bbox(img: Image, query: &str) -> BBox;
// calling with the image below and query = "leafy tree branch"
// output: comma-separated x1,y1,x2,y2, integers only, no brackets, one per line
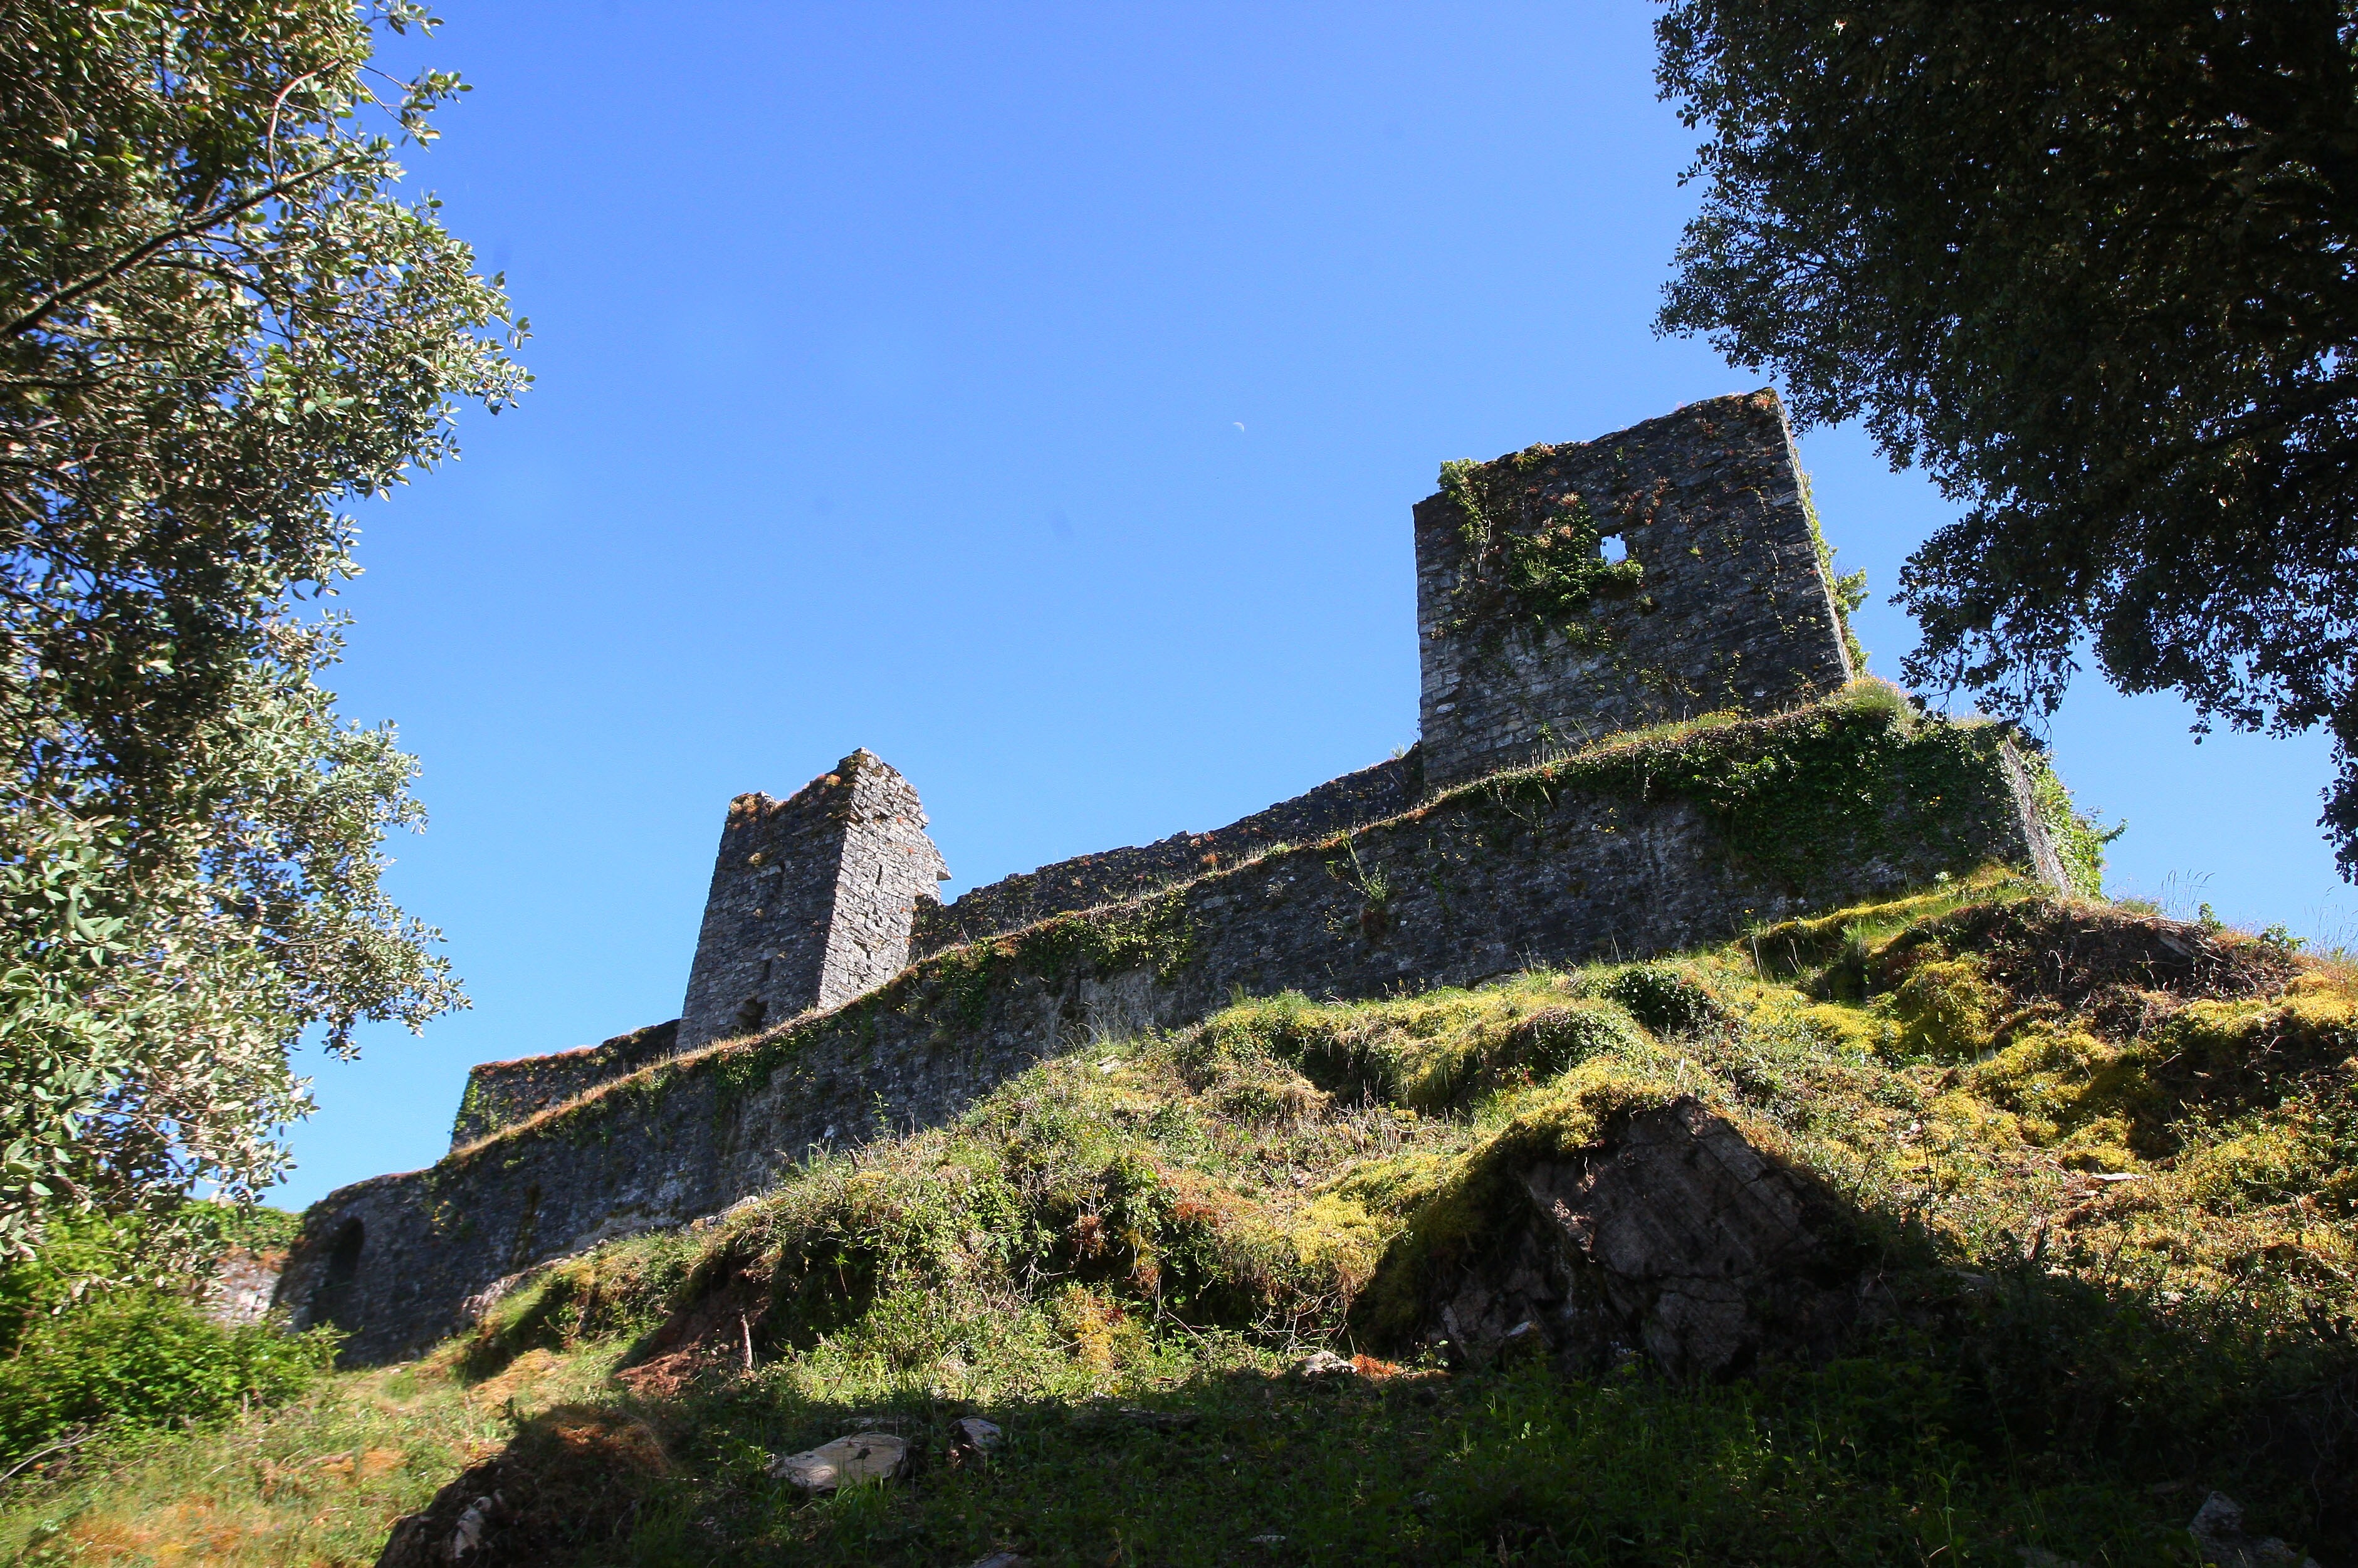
1655,0,2358,876
0,0,527,1258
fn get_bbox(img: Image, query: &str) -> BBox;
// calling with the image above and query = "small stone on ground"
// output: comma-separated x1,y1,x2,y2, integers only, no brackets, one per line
766,1433,910,1492
950,1416,1003,1460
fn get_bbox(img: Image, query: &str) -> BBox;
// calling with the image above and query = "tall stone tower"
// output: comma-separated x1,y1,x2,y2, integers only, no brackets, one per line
1415,390,1854,790
676,750,949,1050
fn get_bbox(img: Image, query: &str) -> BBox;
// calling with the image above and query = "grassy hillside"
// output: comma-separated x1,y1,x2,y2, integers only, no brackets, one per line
4,873,2351,1566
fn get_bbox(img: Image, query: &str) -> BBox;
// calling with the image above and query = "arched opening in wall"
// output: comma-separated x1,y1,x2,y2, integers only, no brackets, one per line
733,996,768,1035
309,1218,365,1335
1600,533,1628,564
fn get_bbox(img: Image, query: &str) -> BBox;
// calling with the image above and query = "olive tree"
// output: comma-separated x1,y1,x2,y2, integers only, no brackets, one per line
0,0,526,1252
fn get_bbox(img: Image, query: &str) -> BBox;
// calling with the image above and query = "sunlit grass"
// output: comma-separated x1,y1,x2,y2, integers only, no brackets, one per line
6,882,2348,1565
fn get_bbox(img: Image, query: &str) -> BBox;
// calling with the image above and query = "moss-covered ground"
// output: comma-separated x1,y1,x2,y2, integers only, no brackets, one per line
5,874,2352,1565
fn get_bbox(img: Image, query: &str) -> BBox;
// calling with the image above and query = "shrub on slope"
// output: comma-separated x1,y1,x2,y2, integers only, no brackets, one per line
0,1210,335,1465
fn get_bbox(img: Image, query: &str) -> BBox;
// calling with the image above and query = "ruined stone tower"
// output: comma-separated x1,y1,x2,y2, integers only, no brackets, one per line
1415,390,1853,789
675,750,948,1050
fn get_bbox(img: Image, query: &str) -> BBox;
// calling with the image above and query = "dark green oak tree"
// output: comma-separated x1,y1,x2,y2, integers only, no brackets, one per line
1655,1,2358,876
0,0,525,1254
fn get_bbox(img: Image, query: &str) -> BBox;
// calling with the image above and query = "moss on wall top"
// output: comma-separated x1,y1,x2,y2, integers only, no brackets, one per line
431,687,2067,1172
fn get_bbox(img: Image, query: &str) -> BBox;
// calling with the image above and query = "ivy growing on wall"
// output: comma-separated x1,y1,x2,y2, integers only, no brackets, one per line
1462,684,2060,893
1438,456,1645,650
1796,464,1870,672
2019,744,2120,898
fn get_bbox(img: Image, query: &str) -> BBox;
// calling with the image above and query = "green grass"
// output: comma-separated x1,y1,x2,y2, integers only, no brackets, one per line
0,1341,613,1565
5,881,2350,1565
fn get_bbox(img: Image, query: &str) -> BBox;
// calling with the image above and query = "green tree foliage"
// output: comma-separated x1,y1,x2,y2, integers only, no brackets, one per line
1653,2,2358,875
0,0,527,1254
0,1210,332,1465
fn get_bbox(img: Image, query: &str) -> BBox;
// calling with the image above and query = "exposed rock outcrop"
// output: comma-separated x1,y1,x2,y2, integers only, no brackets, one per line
374,1407,667,1567
1427,1098,1867,1379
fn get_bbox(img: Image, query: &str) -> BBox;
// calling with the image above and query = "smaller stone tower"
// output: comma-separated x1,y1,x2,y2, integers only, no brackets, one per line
1415,390,1854,790
676,750,949,1051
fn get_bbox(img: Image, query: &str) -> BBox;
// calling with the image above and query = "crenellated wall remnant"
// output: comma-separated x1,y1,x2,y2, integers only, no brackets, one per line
1416,390,1852,789
449,1022,679,1151
909,750,1423,959
676,750,948,1052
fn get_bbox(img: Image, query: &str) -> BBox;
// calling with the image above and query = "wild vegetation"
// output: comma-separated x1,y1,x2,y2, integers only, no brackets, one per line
0,0,520,1257
1655,1,2358,878
1435,454,1646,651
3,874,2348,1565
0,1206,335,1472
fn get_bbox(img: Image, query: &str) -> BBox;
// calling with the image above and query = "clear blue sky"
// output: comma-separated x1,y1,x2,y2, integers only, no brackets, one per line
275,1,2355,1208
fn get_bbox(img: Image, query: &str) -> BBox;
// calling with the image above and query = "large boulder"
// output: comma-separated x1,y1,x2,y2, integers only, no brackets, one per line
1430,1097,1866,1379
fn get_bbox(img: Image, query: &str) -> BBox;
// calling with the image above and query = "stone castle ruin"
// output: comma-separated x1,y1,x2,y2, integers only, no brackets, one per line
1415,390,1852,787
678,753,950,1050
280,391,2071,1361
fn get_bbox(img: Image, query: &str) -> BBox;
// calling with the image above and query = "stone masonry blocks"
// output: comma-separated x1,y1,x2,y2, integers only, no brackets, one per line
816,752,953,1010
676,750,948,1051
448,1021,679,1150
1417,389,1853,790
909,751,1423,959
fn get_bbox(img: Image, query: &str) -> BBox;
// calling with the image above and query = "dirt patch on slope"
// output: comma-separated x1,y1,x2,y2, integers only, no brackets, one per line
374,1405,668,1566
1878,899,2301,1030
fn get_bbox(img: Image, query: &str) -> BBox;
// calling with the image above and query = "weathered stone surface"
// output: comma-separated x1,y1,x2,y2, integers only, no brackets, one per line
917,385,1859,949
2189,1494,2322,1568
911,751,1422,959
948,1416,1003,1463
449,1021,679,1150
201,1247,284,1327
447,1497,491,1560
1430,1098,1863,1379
1417,390,1852,790
278,702,2058,1364
678,750,948,1051
767,1432,910,1491
474,757,1411,1146
374,1491,496,1566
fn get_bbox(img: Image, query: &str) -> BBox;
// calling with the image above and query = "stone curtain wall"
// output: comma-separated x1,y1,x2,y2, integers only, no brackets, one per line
448,1021,680,1150
676,751,948,1052
911,751,1424,959
1417,390,1853,789
454,752,1409,1138
278,699,2065,1363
